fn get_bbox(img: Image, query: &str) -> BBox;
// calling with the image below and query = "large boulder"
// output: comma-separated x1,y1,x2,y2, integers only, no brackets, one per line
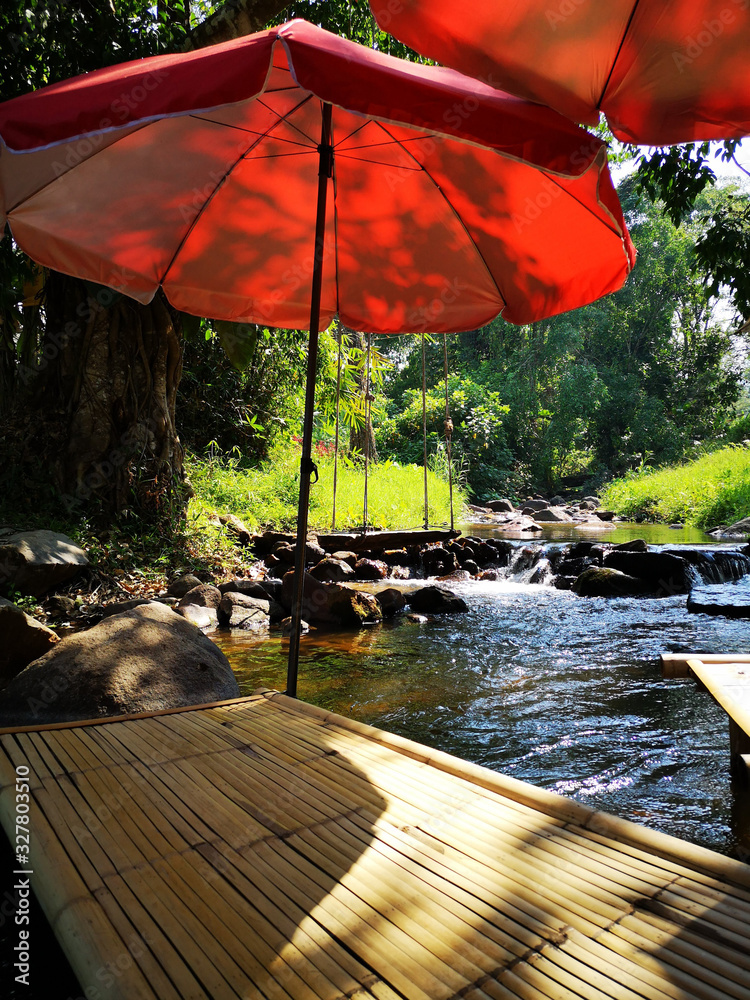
0,529,88,597
219,578,270,599
521,499,551,513
353,558,388,581
534,506,573,523
305,540,326,565
217,592,272,629
381,548,412,567
720,518,750,537
408,585,468,614
271,541,296,564
687,588,750,618
281,571,382,627
374,588,407,618
101,597,163,618
175,605,218,629
167,573,203,597
177,584,223,609
0,599,60,685
309,556,355,582
613,539,648,552
485,539,513,565
573,567,654,598
422,546,458,576
0,602,239,727
486,499,514,513
602,551,692,595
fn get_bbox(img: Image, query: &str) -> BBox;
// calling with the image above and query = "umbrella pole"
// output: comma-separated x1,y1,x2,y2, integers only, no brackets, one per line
286,102,333,699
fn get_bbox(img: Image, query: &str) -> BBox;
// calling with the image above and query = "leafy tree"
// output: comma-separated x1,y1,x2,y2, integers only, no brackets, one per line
0,0,293,519
377,373,514,499
377,177,743,498
635,139,750,321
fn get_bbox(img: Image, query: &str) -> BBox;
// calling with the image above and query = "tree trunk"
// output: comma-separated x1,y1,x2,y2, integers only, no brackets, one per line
4,0,292,519
28,274,183,517
347,329,378,463
186,0,291,49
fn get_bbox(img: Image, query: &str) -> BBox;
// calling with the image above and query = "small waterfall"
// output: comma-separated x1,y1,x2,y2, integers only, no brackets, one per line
663,548,750,585
502,545,554,585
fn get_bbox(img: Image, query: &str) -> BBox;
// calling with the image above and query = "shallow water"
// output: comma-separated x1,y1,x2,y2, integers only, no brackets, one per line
215,527,750,860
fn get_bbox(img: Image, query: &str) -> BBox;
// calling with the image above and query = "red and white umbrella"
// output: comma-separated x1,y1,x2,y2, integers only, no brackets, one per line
0,19,635,692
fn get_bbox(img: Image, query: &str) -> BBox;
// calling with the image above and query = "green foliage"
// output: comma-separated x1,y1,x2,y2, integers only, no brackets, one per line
176,321,310,460
273,0,425,58
376,373,513,500
0,0,188,410
695,192,750,318
728,412,750,444
634,140,750,320
0,1,187,103
601,446,750,528
376,177,742,497
187,441,464,531
635,140,745,223
316,327,393,437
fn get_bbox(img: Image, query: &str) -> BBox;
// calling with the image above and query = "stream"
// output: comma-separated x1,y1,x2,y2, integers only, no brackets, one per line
3,521,750,998
214,521,750,860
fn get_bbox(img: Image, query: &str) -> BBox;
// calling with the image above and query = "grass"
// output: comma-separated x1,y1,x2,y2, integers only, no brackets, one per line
600,445,750,527
187,441,465,533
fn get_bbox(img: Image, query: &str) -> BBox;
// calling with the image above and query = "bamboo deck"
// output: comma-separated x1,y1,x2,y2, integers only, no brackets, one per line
2,690,750,1000
685,659,750,738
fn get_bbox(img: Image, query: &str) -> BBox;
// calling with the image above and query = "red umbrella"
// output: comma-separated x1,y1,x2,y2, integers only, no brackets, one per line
0,19,635,693
370,0,750,145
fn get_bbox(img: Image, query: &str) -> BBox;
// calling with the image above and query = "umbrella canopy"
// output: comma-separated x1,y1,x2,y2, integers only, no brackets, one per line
369,0,750,145
0,19,635,695
0,19,634,330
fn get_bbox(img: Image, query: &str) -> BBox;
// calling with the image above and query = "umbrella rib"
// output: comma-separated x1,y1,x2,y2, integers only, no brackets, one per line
191,94,319,146
337,152,422,170
189,115,314,150
597,0,642,109
534,165,630,240
159,94,316,289
370,121,507,313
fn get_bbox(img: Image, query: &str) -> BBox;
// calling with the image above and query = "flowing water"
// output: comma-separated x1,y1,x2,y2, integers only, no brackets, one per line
215,522,750,860
4,522,750,998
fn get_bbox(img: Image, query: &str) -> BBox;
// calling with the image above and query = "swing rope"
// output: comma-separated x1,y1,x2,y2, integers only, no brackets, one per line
331,329,343,530
362,331,373,532
421,331,429,530
443,333,455,531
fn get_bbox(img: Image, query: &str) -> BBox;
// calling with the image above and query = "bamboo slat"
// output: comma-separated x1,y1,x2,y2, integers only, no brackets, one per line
2,691,750,1000
661,653,750,678
262,692,750,888
687,659,750,740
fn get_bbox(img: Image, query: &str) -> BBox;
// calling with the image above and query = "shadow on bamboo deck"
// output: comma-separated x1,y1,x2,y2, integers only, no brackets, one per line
2,689,750,1000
